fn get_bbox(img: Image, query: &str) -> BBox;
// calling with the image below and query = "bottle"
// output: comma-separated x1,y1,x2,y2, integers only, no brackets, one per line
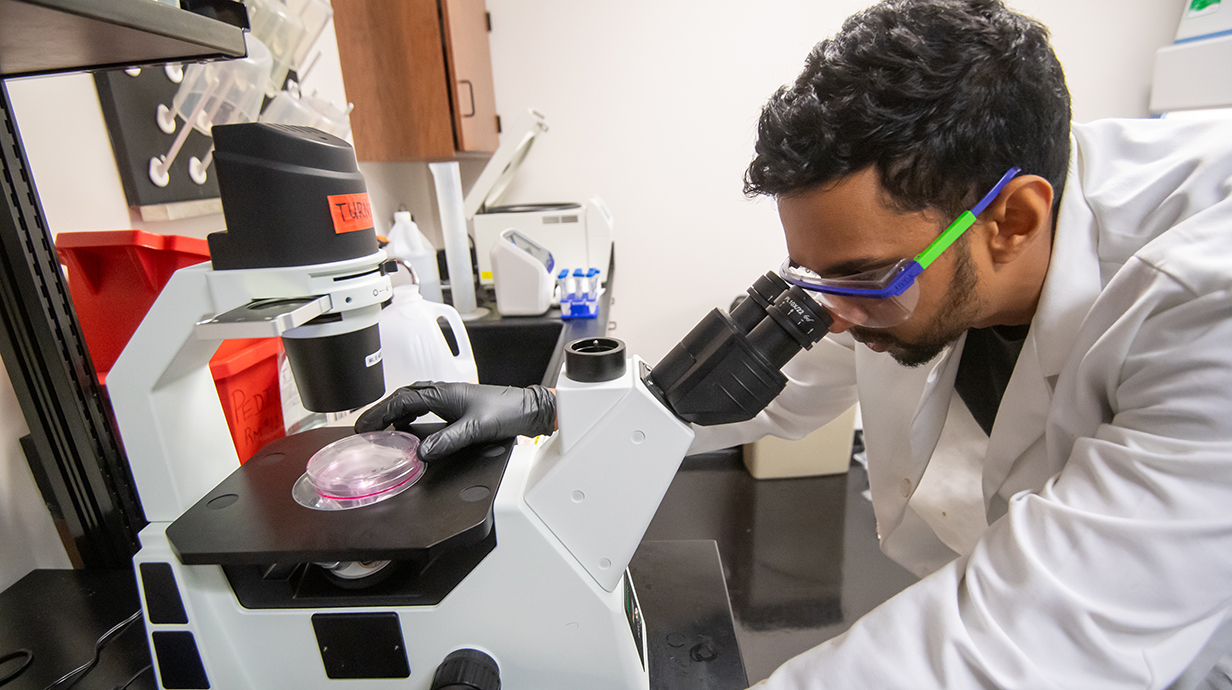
379,283,479,390
387,211,443,303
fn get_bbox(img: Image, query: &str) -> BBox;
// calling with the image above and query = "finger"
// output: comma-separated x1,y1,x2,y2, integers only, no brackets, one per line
353,385,435,432
418,418,488,462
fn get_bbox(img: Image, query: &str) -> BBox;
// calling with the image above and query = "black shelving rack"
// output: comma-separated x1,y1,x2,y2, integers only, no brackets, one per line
0,0,246,568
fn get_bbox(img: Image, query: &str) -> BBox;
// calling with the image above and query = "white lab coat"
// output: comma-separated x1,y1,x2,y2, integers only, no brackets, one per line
691,116,1232,689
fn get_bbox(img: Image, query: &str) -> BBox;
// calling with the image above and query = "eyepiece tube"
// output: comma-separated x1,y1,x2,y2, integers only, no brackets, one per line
746,287,832,370
654,272,789,389
647,277,832,426
729,271,790,333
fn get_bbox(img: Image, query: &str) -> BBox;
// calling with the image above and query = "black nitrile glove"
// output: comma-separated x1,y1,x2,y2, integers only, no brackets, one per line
354,381,557,462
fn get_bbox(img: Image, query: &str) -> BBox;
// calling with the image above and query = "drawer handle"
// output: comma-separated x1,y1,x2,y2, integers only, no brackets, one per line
458,79,476,117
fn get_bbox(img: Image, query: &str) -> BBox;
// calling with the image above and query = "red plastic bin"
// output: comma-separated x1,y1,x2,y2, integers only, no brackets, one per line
209,338,286,463
57,230,286,461
57,230,211,379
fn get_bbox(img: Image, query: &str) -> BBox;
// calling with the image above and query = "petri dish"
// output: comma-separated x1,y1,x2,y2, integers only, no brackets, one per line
292,430,424,511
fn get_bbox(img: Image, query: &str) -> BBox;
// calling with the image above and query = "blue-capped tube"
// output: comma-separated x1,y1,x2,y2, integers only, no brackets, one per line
557,269,571,307
586,267,600,301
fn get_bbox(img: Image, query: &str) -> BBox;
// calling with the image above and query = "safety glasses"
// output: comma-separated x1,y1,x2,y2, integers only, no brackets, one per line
780,167,1021,329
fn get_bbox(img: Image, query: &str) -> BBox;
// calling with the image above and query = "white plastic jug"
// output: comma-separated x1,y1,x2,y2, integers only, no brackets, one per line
387,211,442,303
379,284,478,391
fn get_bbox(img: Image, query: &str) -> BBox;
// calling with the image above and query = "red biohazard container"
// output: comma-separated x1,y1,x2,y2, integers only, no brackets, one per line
56,230,211,379
209,338,286,463
56,230,286,461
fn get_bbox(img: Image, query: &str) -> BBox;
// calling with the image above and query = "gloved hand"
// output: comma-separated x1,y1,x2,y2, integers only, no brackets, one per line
354,381,557,462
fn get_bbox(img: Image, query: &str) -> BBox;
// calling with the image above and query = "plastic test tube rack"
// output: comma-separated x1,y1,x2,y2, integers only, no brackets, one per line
558,267,600,320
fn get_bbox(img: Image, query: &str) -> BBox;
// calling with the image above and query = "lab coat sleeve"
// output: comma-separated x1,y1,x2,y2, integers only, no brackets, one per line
751,263,1232,689
687,332,858,455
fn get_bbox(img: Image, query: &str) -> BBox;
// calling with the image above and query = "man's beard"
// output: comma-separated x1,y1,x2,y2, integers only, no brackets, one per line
850,240,982,368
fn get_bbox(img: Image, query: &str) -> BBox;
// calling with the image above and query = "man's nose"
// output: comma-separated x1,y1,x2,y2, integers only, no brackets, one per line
827,312,855,334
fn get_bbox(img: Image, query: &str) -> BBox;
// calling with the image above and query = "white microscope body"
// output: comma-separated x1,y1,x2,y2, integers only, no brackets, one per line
108,122,829,690
117,270,824,688
126,341,694,689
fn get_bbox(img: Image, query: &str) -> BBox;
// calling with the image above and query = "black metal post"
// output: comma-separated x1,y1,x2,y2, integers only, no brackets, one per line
0,77,144,568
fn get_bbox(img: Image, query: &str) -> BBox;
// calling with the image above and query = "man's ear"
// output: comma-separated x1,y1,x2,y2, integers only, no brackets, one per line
980,175,1053,264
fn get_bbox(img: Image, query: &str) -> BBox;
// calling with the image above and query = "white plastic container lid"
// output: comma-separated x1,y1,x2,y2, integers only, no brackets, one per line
304,431,424,505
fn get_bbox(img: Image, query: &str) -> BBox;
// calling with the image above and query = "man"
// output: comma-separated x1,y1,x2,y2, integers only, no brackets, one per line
359,0,1232,687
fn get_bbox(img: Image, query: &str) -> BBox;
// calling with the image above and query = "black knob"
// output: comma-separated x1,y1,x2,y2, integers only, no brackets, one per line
431,649,500,690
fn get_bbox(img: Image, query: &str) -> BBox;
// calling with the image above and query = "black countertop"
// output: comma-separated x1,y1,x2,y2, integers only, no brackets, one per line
644,449,919,684
461,278,612,389
0,569,154,689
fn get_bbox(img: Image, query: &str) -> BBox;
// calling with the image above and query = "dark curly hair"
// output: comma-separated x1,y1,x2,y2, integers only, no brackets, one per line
745,0,1071,218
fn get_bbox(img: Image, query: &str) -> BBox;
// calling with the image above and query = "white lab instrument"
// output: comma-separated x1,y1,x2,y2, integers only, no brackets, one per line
126,282,823,688
490,228,555,316
1151,0,1232,112
115,123,831,689
131,345,692,690
464,109,615,286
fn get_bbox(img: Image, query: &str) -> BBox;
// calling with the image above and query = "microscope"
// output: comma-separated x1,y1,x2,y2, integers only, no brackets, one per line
109,123,832,689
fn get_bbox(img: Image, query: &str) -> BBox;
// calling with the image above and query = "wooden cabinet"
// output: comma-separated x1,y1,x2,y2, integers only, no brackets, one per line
442,0,500,153
332,0,500,161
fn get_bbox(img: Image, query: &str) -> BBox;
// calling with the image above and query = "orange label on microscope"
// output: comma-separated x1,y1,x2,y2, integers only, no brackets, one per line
327,193,375,234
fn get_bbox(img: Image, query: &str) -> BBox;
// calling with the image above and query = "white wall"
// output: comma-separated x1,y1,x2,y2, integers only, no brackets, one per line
0,363,71,591
483,0,1182,363
0,12,352,588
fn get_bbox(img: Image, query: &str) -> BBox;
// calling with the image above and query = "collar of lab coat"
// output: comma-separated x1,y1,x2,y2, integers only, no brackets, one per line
862,133,1105,540
980,135,1104,511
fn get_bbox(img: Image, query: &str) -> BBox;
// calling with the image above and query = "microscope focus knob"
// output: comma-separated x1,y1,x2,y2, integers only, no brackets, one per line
431,648,501,690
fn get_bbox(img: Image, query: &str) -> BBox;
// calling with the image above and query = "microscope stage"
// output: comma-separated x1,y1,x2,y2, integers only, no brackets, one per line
166,426,511,566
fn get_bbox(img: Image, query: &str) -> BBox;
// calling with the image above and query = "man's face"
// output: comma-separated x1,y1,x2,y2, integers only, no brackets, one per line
778,168,986,367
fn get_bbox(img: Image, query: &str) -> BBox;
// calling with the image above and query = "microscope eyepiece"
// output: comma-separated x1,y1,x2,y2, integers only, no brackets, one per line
729,271,789,332
646,275,832,426
564,337,627,383
747,287,831,370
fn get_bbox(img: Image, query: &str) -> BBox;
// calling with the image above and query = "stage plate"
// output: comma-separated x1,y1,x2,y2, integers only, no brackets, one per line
167,425,511,566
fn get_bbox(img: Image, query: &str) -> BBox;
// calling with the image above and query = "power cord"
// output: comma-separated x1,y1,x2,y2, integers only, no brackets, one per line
112,663,152,690
0,649,34,686
40,609,143,690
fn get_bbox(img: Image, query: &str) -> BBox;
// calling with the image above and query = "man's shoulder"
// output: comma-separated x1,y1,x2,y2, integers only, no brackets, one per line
1066,116,1232,295
1074,115,1232,148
